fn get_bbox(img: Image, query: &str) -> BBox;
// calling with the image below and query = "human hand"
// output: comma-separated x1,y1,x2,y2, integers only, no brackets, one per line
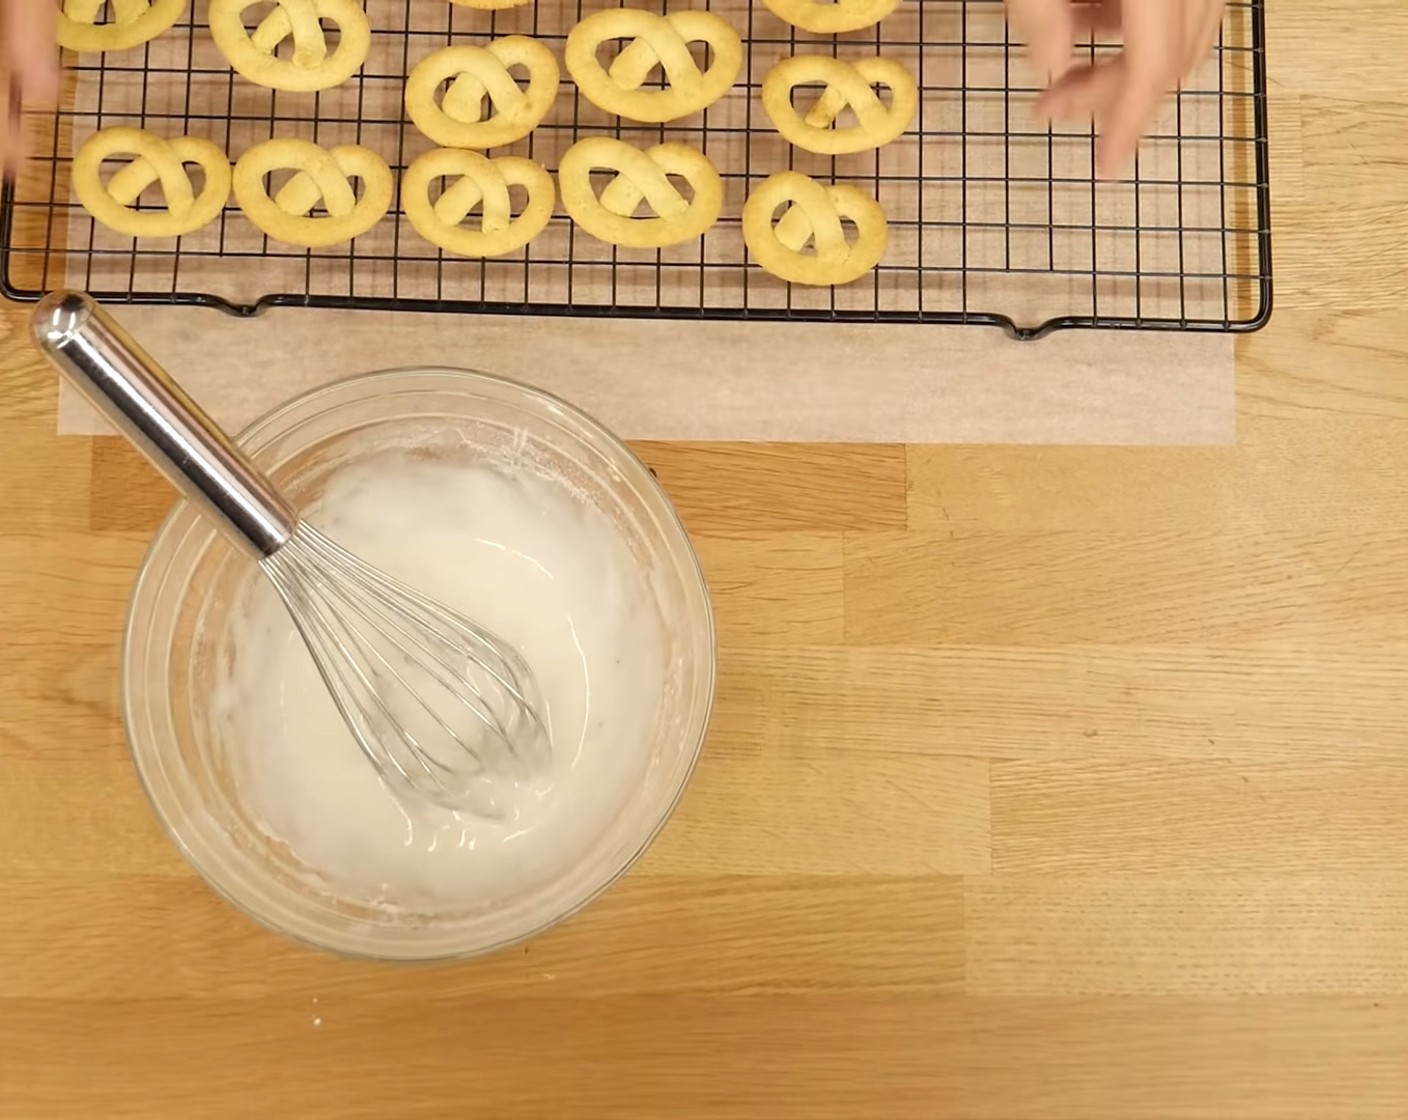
1006,0,1226,178
1,0,59,177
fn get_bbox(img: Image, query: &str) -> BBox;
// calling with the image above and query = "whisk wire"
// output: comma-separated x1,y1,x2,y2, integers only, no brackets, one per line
331,569,519,751
261,525,551,812
265,549,493,809
312,528,542,718
296,527,545,757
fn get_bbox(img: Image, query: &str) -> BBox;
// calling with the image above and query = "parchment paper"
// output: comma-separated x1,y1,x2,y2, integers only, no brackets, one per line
57,306,1233,444
42,0,1248,444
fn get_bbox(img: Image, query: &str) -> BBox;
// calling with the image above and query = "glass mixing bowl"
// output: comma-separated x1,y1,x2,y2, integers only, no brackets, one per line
122,368,715,961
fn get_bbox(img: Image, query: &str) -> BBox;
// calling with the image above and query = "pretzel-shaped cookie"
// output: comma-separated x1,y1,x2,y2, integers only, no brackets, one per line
742,171,887,286
209,0,371,92
558,137,722,249
57,0,185,52
762,55,917,155
233,138,392,247
403,149,555,258
73,127,231,237
565,9,742,124
762,0,897,34
405,39,560,150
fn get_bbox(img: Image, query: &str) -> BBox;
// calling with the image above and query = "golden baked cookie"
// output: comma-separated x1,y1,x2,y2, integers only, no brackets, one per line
402,149,555,258
233,138,392,247
450,0,531,9
57,0,185,52
762,0,897,34
564,9,742,124
73,127,231,238
557,137,721,249
209,0,371,92
405,39,560,150
762,55,917,155
742,171,887,286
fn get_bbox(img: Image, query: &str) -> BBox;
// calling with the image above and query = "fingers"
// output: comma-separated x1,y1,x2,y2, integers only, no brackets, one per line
1094,0,1181,177
2,0,60,103
1,81,30,179
1007,0,1076,81
1,0,60,179
1036,55,1123,126
1034,0,1122,129
1190,0,1226,76
1034,0,1225,179
1070,0,1121,38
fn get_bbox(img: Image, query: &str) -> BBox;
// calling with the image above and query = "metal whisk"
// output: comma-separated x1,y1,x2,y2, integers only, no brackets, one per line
33,291,551,815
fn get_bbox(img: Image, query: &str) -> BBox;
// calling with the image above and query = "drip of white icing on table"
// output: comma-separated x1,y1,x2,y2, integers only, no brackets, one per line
212,452,665,909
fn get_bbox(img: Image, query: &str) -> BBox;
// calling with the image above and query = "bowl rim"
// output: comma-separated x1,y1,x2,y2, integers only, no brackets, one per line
121,364,717,962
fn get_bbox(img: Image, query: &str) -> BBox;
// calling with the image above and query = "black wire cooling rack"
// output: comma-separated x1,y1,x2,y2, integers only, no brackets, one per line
0,0,1271,338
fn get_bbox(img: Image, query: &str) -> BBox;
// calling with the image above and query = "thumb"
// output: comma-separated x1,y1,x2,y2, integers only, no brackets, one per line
1007,0,1075,81
4,0,60,102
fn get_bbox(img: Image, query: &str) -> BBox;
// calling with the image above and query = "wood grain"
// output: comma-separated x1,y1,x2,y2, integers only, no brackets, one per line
4,2,1408,1116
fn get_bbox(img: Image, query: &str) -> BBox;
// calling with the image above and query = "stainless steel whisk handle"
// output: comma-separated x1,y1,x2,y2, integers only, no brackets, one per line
32,291,295,558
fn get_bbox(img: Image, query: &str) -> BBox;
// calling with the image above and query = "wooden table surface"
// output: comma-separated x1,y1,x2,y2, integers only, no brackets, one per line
3,3,1408,1117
